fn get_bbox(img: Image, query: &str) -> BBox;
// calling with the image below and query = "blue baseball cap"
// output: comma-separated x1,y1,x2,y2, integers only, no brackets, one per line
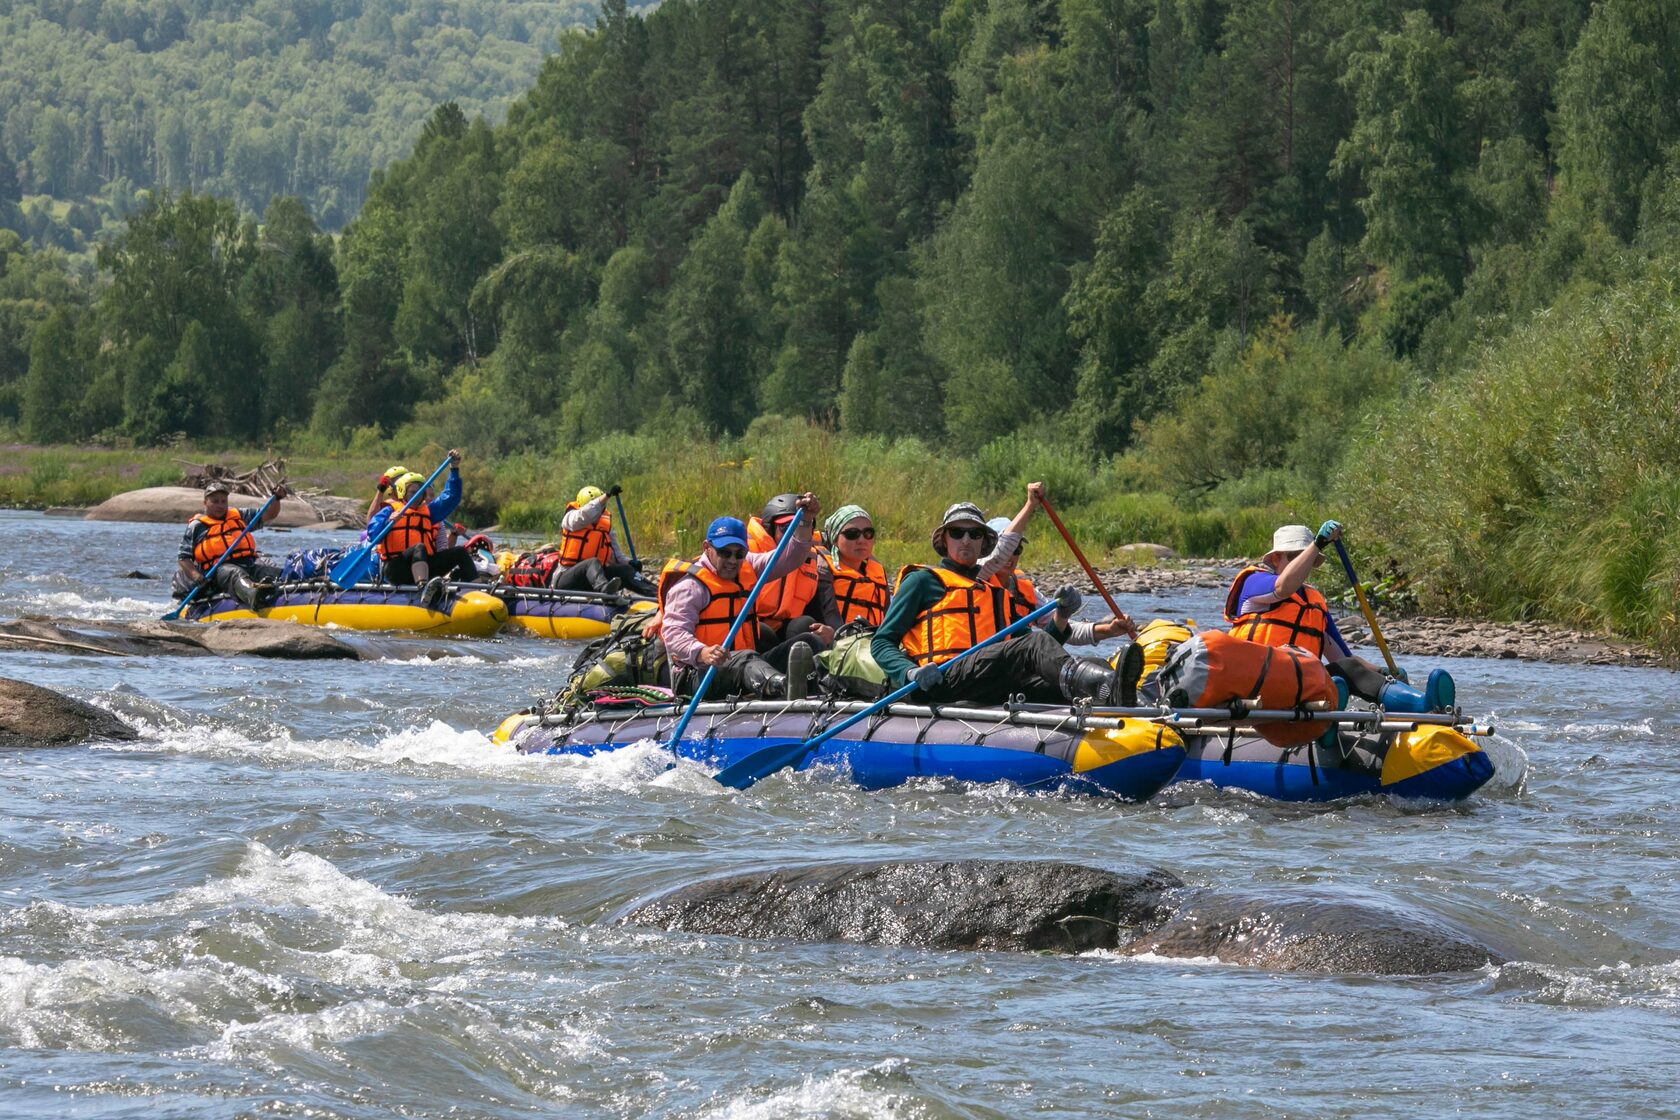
705,516,748,551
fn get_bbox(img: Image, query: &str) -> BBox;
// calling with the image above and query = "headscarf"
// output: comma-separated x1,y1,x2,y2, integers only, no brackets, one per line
823,504,870,546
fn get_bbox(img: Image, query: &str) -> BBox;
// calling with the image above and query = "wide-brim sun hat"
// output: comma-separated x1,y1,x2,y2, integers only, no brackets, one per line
932,501,996,557
1264,524,1322,567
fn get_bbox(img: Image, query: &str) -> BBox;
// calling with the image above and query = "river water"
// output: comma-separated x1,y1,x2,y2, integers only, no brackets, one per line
1,509,1677,1118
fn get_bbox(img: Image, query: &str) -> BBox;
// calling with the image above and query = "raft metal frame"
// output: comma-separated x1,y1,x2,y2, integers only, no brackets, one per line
515,697,1491,740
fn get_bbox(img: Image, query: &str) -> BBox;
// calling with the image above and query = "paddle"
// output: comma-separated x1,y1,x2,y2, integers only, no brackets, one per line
1331,537,1401,677
163,491,282,621
664,507,808,755
329,455,453,590
612,489,639,567
713,597,1062,790
1036,495,1139,639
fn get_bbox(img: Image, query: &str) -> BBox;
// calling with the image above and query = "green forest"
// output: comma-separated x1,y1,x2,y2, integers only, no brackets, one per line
2,0,1679,652
0,0,599,248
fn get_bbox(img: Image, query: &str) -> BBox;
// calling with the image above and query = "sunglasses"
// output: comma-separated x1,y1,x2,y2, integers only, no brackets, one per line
945,526,988,541
839,527,875,540
716,546,747,560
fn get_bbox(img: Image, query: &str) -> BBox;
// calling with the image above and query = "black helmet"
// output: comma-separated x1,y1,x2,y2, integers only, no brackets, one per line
760,493,801,534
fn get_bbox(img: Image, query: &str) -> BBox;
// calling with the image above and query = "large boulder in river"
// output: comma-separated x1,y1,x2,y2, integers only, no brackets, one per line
0,617,361,660
0,678,138,748
624,860,1506,974
85,487,361,527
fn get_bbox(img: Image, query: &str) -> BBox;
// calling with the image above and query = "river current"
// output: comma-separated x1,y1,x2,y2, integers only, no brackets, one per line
1,509,1677,1118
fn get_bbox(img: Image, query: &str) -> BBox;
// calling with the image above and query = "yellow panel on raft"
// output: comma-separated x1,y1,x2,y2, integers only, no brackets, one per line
1072,720,1183,773
502,598,655,640
1113,618,1197,679
1380,725,1482,786
491,712,535,745
196,590,509,638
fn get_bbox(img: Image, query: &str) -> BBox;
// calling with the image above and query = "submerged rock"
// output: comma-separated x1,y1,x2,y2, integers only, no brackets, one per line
624,859,1506,974
0,617,360,660
0,678,138,748
627,860,1183,953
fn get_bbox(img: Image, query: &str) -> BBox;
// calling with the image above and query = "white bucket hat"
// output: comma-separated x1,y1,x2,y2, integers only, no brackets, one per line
1264,524,1321,568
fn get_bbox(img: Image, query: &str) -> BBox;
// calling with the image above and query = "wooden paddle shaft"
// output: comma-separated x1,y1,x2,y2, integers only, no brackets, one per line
1036,496,1135,634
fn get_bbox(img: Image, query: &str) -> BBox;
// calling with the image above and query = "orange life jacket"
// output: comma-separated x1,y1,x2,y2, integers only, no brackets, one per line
1163,629,1337,747
746,516,819,623
656,557,758,653
825,552,889,628
1224,565,1331,659
995,572,1040,625
895,564,1005,667
192,510,256,567
378,499,435,559
559,502,614,567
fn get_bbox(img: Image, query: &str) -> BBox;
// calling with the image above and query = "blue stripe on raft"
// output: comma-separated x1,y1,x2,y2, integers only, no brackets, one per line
501,597,616,622
1173,749,1493,802
534,731,1182,801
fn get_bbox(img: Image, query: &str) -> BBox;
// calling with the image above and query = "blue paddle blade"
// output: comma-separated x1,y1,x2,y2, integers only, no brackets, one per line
713,741,815,790
328,546,375,589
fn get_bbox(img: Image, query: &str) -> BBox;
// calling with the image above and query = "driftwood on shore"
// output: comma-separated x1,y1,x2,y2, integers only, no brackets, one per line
84,486,365,528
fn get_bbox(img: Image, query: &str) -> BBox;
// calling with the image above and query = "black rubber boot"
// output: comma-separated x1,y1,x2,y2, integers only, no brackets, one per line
224,569,264,611
786,642,815,701
419,576,447,611
1059,657,1119,705
1111,640,1144,706
739,656,788,700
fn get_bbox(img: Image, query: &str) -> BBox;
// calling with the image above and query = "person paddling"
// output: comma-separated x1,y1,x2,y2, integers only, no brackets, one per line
173,480,288,610
656,495,824,701
1226,522,1454,712
747,493,841,651
551,484,653,595
985,514,1135,648
871,483,1142,706
366,450,475,608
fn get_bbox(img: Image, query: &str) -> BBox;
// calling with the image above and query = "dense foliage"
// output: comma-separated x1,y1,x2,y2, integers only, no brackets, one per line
0,0,597,247
4,0,1679,647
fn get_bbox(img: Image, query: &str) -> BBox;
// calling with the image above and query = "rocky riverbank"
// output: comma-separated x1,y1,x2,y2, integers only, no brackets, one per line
1031,560,1671,669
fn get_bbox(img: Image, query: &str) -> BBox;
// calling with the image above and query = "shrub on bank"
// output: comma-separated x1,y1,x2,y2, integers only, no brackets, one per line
1341,265,1680,654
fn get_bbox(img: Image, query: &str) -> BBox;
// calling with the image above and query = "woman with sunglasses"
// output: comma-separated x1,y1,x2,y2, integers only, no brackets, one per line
871,483,1140,706
820,504,890,628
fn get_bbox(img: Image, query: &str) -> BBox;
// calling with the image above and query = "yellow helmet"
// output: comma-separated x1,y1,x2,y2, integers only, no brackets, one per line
576,485,606,506
394,472,425,498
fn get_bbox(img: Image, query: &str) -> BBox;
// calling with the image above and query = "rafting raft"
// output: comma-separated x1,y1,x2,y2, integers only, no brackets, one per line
491,698,1496,802
181,580,653,639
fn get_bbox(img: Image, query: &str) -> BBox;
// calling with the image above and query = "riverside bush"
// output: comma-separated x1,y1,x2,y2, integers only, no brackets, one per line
1342,267,1680,653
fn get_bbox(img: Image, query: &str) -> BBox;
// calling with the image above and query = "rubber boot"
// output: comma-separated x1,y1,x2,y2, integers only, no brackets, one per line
738,656,788,700
1111,640,1144,706
1059,657,1119,705
224,568,264,611
786,642,814,702
1319,677,1351,750
1424,668,1455,713
1378,678,1432,714
420,576,447,611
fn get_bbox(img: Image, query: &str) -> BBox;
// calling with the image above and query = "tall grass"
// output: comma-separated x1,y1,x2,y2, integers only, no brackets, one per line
1341,264,1680,655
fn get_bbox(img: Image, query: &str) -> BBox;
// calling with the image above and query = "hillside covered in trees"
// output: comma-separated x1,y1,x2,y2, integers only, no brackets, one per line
0,0,599,248
3,0,1679,648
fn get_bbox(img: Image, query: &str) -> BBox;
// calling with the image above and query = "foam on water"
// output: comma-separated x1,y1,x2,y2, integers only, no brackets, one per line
13,588,166,620
698,1060,937,1120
